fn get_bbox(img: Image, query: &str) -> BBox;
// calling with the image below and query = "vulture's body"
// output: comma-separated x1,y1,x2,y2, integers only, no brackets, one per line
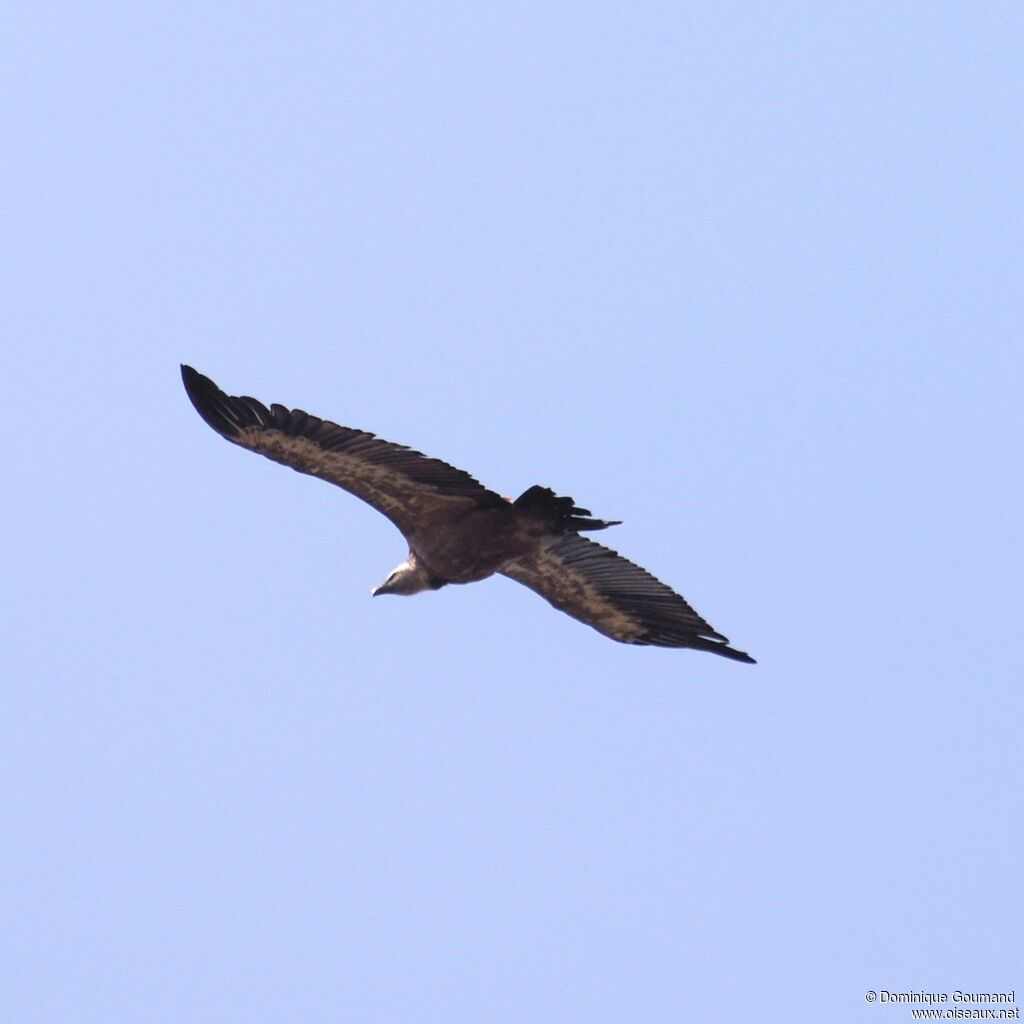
181,366,754,663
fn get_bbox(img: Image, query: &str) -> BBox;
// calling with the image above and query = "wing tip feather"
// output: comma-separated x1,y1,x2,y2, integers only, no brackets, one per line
703,643,757,664
181,364,242,440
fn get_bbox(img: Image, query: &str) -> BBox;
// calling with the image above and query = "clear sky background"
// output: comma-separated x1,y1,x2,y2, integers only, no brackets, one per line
4,4,1021,1022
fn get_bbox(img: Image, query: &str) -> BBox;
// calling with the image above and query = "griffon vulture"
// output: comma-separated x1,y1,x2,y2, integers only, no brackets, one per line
181,366,754,663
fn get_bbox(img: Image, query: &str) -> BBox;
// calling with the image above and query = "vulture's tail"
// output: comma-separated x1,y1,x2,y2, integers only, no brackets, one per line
514,485,621,532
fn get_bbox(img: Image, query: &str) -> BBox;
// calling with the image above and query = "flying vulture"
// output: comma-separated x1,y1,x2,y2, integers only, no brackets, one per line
181,366,755,662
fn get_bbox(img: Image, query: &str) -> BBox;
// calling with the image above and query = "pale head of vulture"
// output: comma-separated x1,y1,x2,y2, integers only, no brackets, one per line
372,557,446,597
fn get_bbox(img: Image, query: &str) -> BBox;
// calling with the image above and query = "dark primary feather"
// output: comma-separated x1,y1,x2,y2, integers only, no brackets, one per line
501,535,756,662
181,365,506,537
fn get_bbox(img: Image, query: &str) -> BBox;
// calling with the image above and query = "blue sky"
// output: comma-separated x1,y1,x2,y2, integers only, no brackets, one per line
4,4,1021,1021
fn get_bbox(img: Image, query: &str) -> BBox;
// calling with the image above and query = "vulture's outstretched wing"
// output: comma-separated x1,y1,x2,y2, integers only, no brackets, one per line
181,365,507,537
501,535,756,662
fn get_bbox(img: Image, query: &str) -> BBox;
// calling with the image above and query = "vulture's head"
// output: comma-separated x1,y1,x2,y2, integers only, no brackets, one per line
372,558,446,597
